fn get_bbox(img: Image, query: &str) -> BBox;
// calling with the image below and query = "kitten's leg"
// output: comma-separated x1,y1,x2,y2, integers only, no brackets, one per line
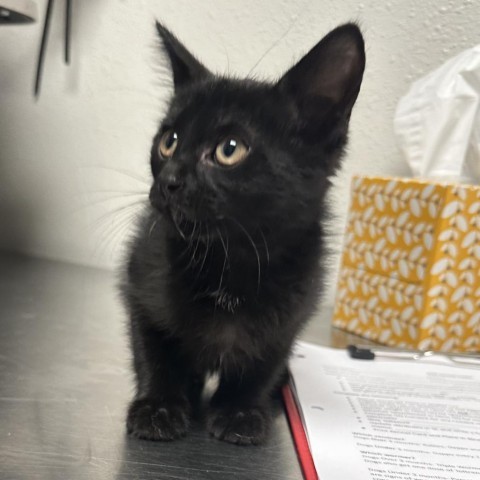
126,318,197,441
207,353,288,445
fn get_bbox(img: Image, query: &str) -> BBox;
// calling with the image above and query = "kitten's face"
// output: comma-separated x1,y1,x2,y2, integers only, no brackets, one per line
150,80,314,231
149,23,365,238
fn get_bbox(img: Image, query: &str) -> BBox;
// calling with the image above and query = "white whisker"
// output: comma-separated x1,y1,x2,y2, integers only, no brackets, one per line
172,210,187,240
259,228,270,266
182,223,203,272
82,165,150,186
216,226,230,295
230,219,261,293
195,224,210,280
88,200,145,232
148,217,160,238
94,208,138,260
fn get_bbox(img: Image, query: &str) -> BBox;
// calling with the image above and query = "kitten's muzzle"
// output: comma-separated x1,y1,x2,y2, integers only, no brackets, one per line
160,172,184,198
149,166,186,215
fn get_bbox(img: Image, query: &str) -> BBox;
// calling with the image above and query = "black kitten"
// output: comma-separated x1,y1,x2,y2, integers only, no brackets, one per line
122,22,365,445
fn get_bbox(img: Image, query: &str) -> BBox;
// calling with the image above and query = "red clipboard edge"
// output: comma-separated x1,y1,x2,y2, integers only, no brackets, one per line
282,384,318,480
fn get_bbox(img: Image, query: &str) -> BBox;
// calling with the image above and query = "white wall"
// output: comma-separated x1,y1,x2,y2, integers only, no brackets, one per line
0,0,478,300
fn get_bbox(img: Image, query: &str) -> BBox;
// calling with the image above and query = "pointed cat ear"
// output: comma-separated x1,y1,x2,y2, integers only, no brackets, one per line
277,23,365,129
156,21,211,89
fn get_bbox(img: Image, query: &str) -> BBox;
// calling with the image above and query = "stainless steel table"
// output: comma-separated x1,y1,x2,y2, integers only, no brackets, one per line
0,253,367,479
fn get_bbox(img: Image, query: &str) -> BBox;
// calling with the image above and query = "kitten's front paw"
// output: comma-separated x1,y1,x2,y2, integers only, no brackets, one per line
127,398,190,441
207,406,270,445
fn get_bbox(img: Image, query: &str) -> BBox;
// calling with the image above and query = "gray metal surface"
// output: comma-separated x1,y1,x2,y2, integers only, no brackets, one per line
0,254,303,480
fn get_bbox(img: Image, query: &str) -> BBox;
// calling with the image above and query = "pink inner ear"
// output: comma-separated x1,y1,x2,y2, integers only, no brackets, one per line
313,44,364,104
277,24,365,110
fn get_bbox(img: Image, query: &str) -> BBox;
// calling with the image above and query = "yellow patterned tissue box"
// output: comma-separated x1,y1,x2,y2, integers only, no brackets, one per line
333,175,480,352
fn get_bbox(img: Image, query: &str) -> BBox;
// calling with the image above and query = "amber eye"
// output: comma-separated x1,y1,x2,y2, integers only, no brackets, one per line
158,130,178,158
215,138,249,166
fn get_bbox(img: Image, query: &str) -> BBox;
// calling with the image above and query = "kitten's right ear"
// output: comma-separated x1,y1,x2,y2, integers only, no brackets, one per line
156,21,210,89
277,24,365,135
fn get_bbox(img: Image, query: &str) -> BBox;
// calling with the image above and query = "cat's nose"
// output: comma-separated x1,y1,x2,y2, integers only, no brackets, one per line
160,172,184,198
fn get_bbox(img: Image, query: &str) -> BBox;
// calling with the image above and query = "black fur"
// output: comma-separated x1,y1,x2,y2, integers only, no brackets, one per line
122,22,365,445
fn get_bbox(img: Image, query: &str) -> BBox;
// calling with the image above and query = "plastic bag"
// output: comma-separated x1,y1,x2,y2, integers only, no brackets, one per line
394,45,480,185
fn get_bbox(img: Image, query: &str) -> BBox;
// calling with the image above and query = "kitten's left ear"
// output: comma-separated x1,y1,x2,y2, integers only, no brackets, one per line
277,23,365,130
156,21,211,89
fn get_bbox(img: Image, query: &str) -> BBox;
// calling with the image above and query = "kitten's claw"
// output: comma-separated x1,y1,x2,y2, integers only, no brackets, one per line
207,407,270,445
127,398,190,441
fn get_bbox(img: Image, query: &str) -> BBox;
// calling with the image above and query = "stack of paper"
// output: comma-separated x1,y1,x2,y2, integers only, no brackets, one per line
286,342,480,480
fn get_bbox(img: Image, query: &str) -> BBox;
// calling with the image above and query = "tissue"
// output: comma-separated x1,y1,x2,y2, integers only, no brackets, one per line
394,45,480,185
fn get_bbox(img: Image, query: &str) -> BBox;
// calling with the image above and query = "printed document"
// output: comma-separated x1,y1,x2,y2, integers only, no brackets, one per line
289,342,480,480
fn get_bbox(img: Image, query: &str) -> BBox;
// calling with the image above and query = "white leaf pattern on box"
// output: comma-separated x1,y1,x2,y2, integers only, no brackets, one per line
395,291,403,305
396,211,410,227
334,177,480,353
462,231,477,247
444,272,458,287
461,271,475,285
435,325,447,340
348,318,358,330
442,201,462,218
456,215,468,232
451,286,469,303
403,230,412,245
401,306,415,321
414,295,423,310
401,188,412,201
391,197,399,212
447,312,464,323
386,226,397,243
467,312,480,328
354,220,363,236
408,325,418,340
385,180,397,194
421,184,435,199
365,252,374,268
374,238,386,253
392,319,403,336
418,338,435,351
416,265,426,280
459,258,474,270
463,337,479,348
439,229,455,241
405,284,416,295
379,330,391,342
423,233,433,249
374,193,385,211
367,297,378,309
443,244,457,257
399,260,409,278
421,313,439,329
428,285,445,297
461,299,474,314
431,258,450,274
449,324,463,337
364,206,375,221
409,246,423,262
428,202,438,218
454,187,467,201
379,285,389,302
435,298,447,312
467,201,480,214
413,223,425,235
409,198,421,217
441,338,456,351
